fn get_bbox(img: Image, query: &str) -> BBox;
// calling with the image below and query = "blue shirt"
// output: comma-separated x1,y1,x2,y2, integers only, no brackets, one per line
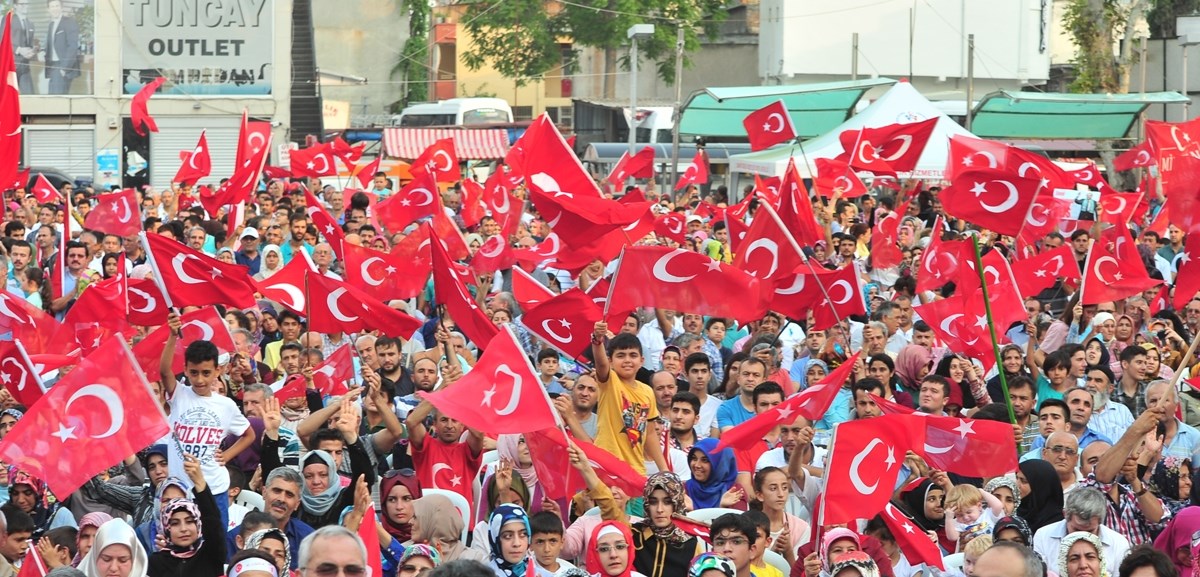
1030,428,1112,451
716,396,754,430
1165,421,1200,466
815,388,853,430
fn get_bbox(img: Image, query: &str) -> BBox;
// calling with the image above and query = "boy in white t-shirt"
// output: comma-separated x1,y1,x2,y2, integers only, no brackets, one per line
944,483,1005,548
160,311,255,529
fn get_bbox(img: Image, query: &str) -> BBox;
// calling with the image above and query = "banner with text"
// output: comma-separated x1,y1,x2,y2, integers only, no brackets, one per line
121,0,272,96
1,0,97,96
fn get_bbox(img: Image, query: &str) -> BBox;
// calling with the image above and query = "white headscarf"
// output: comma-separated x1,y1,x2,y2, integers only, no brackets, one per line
79,519,148,577
254,244,284,281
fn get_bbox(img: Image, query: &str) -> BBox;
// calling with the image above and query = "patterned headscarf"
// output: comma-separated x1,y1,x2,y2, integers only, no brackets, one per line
1150,456,1191,505
829,551,881,577
1,408,23,422
690,553,737,577
9,467,59,537
1058,531,1107,577
159,498,204,559
641,472,690,544
488,504,534,577
245,528,291,573
820,528,861,573
984,476,1022,511
992,515,1033,545
399,544,442,568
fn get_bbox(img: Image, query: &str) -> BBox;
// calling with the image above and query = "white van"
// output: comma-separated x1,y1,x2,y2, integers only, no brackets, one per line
391,98,514,127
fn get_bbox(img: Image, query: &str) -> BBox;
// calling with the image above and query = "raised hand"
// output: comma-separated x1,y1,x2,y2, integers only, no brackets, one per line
262,395,282,435
183,454,206,492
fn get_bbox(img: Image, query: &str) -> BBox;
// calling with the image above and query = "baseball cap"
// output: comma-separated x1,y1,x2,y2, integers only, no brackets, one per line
241,227,260,239
686,214,703,224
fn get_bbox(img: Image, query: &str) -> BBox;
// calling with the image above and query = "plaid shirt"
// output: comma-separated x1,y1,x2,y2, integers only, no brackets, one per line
1112,380,1151,418
1080,473,1168,546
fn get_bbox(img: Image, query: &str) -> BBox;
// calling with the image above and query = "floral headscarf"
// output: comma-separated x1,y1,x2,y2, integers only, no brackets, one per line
8,467,59,537
1150,456,1192,510
72,512,113,566
488,504,534,577
398,543,442,569
244,527,291,572
820,528,861,573
689,553,736,577
1058,531,1107,577
984,476,1022,511
159,498,204,559
641,472,690,544
829,550,880,577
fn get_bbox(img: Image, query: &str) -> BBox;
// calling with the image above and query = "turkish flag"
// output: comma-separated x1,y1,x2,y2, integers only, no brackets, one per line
1149,284,1171,315
512,266,555,310
126,278,168,326
870,393,915,416
263,165,292,180
1172,235,1200,310
15,546,47,577
1067,163,1115,194
411,138,462,183
0,341,46,409
174,131,212,185
653,213,688,245
64,270,130,333
743,100,797,151
915,220,968,293
329,137,364,167
131,306,235,376
0,291,75,357
1010,245,1080,295
273,374,307,401
870,200,910,269
607,147,656,186
423,326,559,434
1081,241,1160,305
131,77,166,136
822,415,917,524
523,289,604,359
312,345,354,397
30,173,58,203
201,112,269,215
524,428,649,502
1099,191,1143,223
1018,193,1073,244
732,201,806,287
143,233,257,309
916,415,1018,478
10,168,28,191
483,168,521,238
774,160,824,248
771,263,865,331
84,188,142,237
0,14,20,191
304,188,347,259
607,246,766,324
376,173,441,233
716,352,861,452
813,158,868,198
725,211,751,254
430,229,499,348
913,293,982,353
343,239,428,301
674,151,710,191
528,184,652,250
391,221,435,265
518,114,601,198
459,178,486,228
941,169,1041,236
880,502,945,570
469,235,516,275
354,155,382,190
358,504,384,577
946,136,1012,181
0,337,169,498
754,175,782,209
1146,119,1200,234
290,144,339,178
1114,140,1155,171
838,118,937,174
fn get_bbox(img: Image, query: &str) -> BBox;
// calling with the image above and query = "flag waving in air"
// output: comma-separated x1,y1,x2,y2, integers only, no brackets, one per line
743,100,797,151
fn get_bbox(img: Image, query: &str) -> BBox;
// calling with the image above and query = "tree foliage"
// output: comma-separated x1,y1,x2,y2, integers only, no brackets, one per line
1062,0,1127,93
460,0,726,88
1147,0,1200,37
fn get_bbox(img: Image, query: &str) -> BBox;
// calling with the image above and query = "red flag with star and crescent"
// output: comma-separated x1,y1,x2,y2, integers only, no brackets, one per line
940,168,1042,236
607,246,766,324
0,340,46,409
1010,245,1081,296
342,239,428,301
304,188,347,260
915,414,1018,477
1080,241,1160,305
430,229,499,348
411,137,462,183
743,100,797,151
174,130,212,185
0,337,169,498
422,326,559,435
0,13,20,191
674,151,710,191
716,352,861,452
143,232,257,309
822,415,918,524
1172,234,1200,310
84,188,142,237
522,288,604,360
512,266,555,310
881,502,945,570
312,345,354,397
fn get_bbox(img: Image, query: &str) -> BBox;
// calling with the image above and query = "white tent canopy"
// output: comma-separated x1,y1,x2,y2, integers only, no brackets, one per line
728,81,977,179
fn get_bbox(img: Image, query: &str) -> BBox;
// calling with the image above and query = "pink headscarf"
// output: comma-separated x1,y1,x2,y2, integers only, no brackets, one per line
894,345,932,390
73,512,114,567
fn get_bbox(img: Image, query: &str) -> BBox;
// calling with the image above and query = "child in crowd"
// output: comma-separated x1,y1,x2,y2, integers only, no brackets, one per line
943,484,1004,548
530,511,577,576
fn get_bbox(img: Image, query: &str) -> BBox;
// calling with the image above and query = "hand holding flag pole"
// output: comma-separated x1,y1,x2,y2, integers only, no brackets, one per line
970,235,1017,436
756,200,847,331
137,231,181,336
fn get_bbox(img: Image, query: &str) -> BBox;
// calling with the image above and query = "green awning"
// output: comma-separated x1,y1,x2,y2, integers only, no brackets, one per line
970,90,1190,139
679,78,897,139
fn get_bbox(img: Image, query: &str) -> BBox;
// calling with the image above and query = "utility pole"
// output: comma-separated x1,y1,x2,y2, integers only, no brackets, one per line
670,24,684,197
966,34,975,131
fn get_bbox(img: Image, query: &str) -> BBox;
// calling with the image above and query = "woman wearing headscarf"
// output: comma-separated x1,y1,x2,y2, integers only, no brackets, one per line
631,473,701,577
486,504,538,577
1153,504,1200,576
380,469,421,544
1016,460,1065,534
472,459,532,555
8,468,76,539
396,544,441,576
242,528,291,577
586,520,644,577
1059,531,1107,577
136,477,188,554
413,493,487,564
146,454,225,577
983,477,1021,516
828,551,881,577
73,512,114,567
684,439,741,510
894,479,952,553
893,345,931,395
991,516,1033,546
987,345,1031,403
294,450,359,528
689,553,736,577
79,518,149,577
789,359,829,392
795,527,894,577
496,435,545,515
1149,456,1194,518
254,245,284,281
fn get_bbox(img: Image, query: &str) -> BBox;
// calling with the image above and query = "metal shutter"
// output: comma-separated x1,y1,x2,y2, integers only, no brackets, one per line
149,116,242,190
24,126,95,180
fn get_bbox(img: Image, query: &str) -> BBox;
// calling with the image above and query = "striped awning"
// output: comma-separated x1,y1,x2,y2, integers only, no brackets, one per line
383,128,509,160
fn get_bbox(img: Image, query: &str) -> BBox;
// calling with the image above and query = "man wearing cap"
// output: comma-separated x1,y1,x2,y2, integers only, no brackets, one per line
236,228,263,275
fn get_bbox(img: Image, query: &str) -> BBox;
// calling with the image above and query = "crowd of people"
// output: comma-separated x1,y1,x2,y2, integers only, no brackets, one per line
0,138,1196,577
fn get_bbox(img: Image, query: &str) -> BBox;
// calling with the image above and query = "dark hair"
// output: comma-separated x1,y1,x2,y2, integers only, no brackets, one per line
920,374,951,397
1070,229,1089,241
280,342,304,357
0,504,34,535
912,320,932,334
684,352,710,373
868,355,895,373
64,239,87,256
43,526,78,560
428,560,502,577
752,381,784,405
309,428,346,449
742,508,771,538
3,222,24,237
739,356,768,375
852,378,886,398
709,512,759,545
1043,350,1069,373
374,336,402,352
752,466,787,496
239,511,276,537
1119,345,1149,365
278,310,303,325
705,317,727,331
1040,398,1069,419
184,339,219,367
529,511,564,536
1119,544,1178,577
537,348,558,363
606,333,643,357
1086,364,1115,385
1007,374,1035,394
972,402,1014,423
671,391,700,414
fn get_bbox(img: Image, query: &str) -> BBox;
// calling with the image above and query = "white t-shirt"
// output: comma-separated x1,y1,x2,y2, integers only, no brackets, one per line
168,382,251,494
697,395,721,439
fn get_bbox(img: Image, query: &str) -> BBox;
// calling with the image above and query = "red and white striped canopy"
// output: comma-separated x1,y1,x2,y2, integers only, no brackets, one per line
383,128,509,160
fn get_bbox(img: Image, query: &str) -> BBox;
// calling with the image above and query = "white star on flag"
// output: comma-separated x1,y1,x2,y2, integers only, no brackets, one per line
52,424,77,443
953,419,976,437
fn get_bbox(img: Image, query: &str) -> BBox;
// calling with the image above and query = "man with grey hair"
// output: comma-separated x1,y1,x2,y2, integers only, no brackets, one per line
246,467,313,570
1040,431,1082,493
1033,487,1130,576
863,321,891,358
973,541,1044,577
297,525,367,577
1145,379,1200,465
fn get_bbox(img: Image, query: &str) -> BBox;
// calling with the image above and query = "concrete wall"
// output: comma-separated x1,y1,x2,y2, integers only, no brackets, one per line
313,0,406,124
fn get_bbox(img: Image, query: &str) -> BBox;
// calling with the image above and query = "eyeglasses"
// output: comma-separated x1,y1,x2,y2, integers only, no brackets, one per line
1047,445,1078,456
305,564,368,577
382,468,415,479
597,543,629,554
713,537,749,547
